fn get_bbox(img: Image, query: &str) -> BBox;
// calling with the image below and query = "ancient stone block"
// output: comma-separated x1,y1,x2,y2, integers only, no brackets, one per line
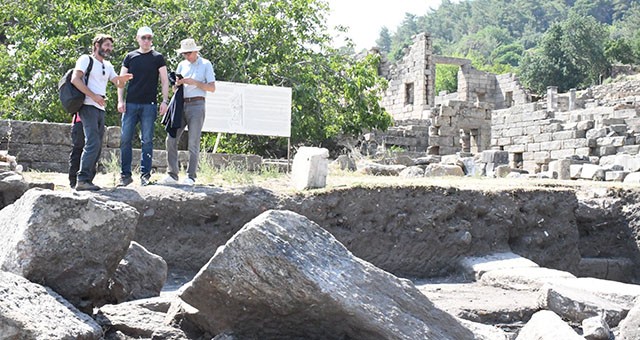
541,123,563,133
527,143,541,152
596,136,625,147
540,141,562,151
570,164,583,179
533,133,553,143
586,128,608,139
0,189,139,311
504,127,524,137
601,118,625,125
505,144,526,153
552,130,578,141
291,147,329,190
526,125,542,135
605,171,629,182
562,139,588,149
0,271,102,340
619,145,640,155
610,124,628,134
517,310,585,340
581,164,605,180
574,147,591,157
512,135,531,145
577,120,595,131
549,159,571,180
180,210,475,339
481,150,509,164
534,151,551,164
550,149,575,160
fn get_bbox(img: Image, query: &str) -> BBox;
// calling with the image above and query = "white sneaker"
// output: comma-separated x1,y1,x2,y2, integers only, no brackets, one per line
159,175,178,185
182,177,195,186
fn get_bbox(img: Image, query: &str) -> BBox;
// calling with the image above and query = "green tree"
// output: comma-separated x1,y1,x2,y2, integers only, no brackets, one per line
435,64,458,95
0,0,391,155
388,13,419,61
490,43,524,67
605,37,639,64
518,13,610,94
376,27,392,53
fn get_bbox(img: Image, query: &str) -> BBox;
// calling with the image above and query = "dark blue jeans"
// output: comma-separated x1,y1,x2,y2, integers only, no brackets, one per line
120,103,157,179
77,105,105,183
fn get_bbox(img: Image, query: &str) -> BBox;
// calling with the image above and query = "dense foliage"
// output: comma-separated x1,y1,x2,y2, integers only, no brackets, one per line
378,0,640,95
0,0,391,156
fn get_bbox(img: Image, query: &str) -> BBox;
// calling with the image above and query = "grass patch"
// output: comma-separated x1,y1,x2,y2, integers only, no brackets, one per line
196,157,287,187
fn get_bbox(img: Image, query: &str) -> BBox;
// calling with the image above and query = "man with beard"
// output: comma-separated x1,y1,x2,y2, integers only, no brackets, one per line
71,34,133,191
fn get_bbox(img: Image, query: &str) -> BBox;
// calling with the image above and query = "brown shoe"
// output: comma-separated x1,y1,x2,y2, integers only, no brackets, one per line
75,181,101,191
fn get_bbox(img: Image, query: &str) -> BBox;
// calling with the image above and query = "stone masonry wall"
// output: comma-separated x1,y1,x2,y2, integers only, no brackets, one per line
429,100,492,155
492,97,640,174
0,119,261,173
379,33,435,121
494,73,531,110
457,65,496,107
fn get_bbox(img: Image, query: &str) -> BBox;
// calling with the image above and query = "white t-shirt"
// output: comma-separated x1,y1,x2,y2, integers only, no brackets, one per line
74,55,116,110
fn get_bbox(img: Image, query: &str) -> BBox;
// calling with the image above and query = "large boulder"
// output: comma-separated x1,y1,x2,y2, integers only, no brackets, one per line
538,277,640,326
0,171,30,209
515,310,583,340
0,271,102,339
618,299,640,339
107,241,168,303
0,188,139,311
179,209,474,339
95,296,186,339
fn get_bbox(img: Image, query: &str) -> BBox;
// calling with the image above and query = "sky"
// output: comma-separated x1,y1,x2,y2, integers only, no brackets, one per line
325,0,445,51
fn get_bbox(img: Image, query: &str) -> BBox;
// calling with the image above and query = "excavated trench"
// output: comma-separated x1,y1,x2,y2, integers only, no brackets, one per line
101,183,640,284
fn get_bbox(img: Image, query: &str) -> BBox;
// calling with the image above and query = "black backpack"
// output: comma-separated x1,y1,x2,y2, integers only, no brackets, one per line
58,55,94,114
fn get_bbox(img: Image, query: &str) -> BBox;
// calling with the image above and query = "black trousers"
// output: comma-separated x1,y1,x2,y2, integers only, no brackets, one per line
69,119,85,187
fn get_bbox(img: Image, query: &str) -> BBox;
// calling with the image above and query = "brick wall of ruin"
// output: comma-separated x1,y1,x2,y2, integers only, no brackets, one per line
457,65,496,107
492,98,640,173
379,33,435,121
0,119,261,173
494,73,531,110
428,100,492,155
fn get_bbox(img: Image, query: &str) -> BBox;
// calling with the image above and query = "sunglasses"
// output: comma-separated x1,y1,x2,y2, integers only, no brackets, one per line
181,51,194,56
141,35,153,41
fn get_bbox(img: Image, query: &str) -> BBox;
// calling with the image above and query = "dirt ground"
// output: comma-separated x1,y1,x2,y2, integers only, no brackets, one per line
19,170,640,335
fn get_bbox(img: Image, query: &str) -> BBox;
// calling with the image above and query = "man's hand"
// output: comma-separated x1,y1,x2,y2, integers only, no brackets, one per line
91,94,106,107
159,101,168,116
117,101,126,113
176,77,196,86
114,73,133,88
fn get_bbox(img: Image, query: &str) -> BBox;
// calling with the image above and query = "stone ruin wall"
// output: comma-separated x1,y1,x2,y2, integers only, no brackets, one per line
427,67,533,157
427,100,492,156
374,31,640,178
494,73,532,110
457,65,496,106
378,33,435,122
493,87,640,174
376,33,532,156
0,119,261,173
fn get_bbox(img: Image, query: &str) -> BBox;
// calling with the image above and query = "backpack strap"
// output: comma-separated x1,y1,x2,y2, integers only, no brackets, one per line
84,55,94,86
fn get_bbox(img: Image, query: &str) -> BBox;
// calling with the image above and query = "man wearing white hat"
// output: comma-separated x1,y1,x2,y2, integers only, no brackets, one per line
117,26,169,187
160,38,216,186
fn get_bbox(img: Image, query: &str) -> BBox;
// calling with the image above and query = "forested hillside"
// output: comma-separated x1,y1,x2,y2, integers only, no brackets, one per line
377,0,640,94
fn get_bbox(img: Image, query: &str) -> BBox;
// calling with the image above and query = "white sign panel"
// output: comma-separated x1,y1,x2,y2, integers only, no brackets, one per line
203,81,292,137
